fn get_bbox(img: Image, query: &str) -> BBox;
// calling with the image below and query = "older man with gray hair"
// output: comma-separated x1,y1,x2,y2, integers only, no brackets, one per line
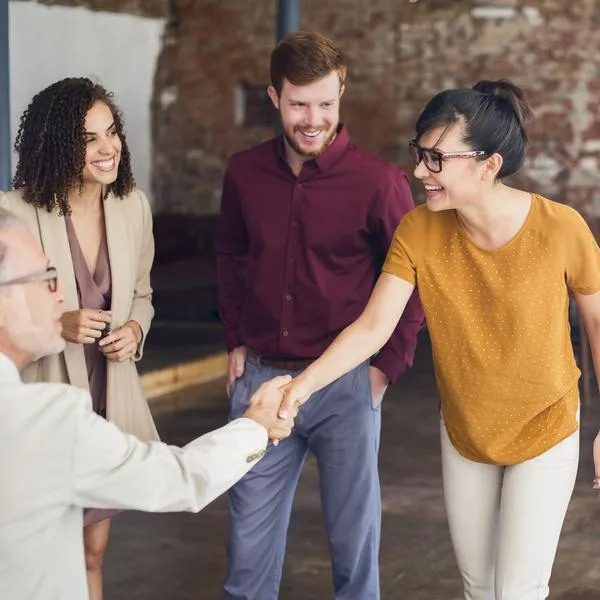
0,207,295,599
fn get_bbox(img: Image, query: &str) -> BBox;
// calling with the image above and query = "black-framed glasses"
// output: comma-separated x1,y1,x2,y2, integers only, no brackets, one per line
0,266,58,293
408,139,487,173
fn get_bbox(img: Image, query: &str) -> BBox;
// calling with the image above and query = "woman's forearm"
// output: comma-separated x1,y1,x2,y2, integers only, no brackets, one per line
282,274,415,407
303,318,392,394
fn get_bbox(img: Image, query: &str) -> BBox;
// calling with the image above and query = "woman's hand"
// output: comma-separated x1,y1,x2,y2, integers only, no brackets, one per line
593,431,600,493
98,320,142,362
60,309,112,344
277,373,316,419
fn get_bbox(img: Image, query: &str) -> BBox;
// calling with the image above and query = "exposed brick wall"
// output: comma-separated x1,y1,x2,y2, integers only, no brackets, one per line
39,0,598,219
151,1,278,214
12,0,166,18
393,0,600,219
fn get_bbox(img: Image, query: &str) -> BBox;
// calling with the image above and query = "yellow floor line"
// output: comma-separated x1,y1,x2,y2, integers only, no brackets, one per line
141,352,228,400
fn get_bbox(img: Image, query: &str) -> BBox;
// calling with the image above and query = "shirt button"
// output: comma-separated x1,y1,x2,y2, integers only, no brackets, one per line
285,294,292,301
292,220,298,227
297,183,303,189
282,330,289,337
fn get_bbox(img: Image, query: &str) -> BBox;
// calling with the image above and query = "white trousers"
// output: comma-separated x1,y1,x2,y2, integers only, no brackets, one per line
441,422,579,600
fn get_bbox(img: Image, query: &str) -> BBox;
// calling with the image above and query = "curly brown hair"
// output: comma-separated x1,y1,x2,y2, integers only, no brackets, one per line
12,77,135,215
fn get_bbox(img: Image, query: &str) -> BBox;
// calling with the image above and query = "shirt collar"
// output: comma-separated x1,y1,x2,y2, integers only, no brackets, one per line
276,123,351,174
0,352,21,384
314,123,350,172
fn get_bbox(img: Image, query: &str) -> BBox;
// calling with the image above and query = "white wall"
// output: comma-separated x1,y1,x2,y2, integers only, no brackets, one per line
9,2,165,205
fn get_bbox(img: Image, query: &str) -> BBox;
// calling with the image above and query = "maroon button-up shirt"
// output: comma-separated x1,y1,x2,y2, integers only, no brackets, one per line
216,125,423,382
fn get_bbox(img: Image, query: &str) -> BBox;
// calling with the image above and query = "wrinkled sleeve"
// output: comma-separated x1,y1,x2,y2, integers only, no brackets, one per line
382,215,419,286
71,392,268,514
368,171,423,382
128,190,155,360
565,209,600,295
215,162,248,351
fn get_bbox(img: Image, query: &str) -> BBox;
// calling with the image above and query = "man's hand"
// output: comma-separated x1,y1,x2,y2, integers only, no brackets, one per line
369,366,389,408
98,321,142,362
60,309,112,344
227,345,247,398
244,375,296,445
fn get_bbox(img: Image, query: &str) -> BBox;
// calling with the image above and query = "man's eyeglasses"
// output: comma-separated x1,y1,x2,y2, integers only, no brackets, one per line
0,266,58,293
408,139,487,173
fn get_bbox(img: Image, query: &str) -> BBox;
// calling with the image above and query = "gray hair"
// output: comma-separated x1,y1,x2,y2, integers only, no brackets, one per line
0,207,27,282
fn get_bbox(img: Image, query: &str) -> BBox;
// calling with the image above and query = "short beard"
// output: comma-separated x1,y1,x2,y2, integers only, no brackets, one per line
283,124,338,159
5,301,65,362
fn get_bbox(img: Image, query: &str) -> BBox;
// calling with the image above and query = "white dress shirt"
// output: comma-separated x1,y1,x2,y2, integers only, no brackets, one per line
0,353,267,599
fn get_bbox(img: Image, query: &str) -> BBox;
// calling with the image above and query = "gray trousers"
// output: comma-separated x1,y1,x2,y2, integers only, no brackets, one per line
223,353,382,600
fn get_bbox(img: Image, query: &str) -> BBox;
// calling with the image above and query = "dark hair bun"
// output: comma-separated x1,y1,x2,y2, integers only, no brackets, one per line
473,79,533,128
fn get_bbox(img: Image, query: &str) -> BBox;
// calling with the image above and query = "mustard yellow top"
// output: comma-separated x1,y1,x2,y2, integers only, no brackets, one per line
383,194,600,464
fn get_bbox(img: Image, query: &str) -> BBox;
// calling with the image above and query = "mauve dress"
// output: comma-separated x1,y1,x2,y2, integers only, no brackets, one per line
65,216,121,526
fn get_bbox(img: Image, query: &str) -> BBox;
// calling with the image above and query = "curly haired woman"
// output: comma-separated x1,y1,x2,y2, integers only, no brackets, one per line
0,77,158,600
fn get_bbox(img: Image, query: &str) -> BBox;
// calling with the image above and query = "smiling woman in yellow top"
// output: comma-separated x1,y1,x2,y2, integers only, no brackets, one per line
390,192,592,466
276,80,600,599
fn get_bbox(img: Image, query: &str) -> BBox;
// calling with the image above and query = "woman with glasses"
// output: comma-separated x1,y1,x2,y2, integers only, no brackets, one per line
274,79,600,598
0,78,157,600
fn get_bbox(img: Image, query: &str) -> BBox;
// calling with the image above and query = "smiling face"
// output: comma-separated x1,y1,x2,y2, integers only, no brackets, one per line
268,70,343,161
81,101,122,186
413,123,497,212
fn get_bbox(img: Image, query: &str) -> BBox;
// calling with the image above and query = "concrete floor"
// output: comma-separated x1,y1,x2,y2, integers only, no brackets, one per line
138,320,225,374
104,338,600,599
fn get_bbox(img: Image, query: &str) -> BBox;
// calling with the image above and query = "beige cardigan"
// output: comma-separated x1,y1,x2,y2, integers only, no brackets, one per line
0,189,158,442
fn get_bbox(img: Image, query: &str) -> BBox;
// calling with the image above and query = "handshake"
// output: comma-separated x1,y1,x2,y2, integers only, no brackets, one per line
242,374,314,444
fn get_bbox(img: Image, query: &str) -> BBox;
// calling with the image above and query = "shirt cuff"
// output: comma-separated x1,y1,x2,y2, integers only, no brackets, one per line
225,328,243,352
127,320,145,361
371,347,409,384
231,418,269,447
